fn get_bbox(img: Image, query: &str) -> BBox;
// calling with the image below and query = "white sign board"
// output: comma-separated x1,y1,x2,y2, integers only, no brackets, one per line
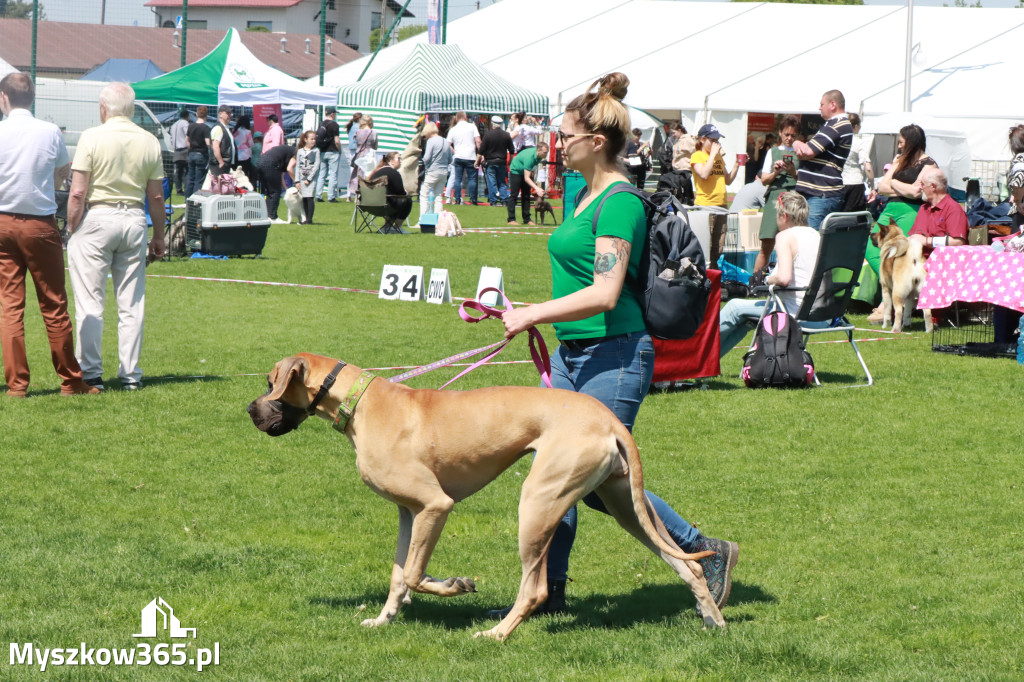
379,265,425,302
426,268,452,305
475,267,504,307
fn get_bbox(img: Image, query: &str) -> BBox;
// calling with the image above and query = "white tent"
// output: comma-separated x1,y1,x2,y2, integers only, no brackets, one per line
320,0,1022,191
0,55,17,79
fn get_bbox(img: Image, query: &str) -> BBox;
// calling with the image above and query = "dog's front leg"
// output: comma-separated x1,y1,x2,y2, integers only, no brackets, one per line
403,496,477,598
362,506,414,628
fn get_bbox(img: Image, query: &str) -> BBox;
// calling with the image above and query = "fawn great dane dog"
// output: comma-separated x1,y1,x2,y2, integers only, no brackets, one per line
247,352,724,641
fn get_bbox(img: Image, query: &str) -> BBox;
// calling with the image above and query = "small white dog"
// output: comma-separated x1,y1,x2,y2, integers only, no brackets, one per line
281,186,305,224
231,167,253,192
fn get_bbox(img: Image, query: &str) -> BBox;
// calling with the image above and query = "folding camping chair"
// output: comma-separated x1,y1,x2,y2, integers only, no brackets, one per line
144,177,174,228
352,177,409,234
751,211,874,387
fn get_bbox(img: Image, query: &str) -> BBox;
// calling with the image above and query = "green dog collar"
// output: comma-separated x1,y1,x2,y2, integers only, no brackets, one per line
332,371,377,433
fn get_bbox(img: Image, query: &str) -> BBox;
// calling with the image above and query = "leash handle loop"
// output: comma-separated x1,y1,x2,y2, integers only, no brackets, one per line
390,287,552,389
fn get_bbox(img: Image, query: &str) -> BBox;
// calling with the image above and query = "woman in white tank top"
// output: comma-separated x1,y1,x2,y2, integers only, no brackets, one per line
719,191,822,357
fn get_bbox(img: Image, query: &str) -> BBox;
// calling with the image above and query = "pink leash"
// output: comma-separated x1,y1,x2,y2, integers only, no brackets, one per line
388,287,552,389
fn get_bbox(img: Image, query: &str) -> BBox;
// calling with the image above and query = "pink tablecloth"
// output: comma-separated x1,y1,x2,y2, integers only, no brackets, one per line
919,246,1024,313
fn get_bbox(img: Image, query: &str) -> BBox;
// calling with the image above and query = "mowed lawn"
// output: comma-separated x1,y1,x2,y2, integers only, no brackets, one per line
1,199,1022,681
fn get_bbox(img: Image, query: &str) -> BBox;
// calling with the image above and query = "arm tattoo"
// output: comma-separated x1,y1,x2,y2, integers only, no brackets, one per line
594,238,631,279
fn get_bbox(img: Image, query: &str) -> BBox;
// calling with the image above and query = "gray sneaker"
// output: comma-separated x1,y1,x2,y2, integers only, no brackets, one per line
693,536,738,612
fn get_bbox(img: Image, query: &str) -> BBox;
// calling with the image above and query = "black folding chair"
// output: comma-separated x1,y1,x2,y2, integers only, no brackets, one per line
753,211,874,387
353,178,408,235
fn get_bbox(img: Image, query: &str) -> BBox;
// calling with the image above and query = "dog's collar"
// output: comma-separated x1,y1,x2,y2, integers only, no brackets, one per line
307,360,346,415
331,370,377,433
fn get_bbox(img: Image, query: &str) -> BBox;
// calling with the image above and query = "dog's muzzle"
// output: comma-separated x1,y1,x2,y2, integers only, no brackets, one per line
247,398,308,437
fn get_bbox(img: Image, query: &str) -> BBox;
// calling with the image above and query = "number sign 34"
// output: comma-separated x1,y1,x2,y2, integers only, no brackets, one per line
378,265,425,302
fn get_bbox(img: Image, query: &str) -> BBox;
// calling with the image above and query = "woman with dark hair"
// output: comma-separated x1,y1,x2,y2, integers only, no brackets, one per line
624,127,652,190
491,72,737,622
232,115,255,184
864,123,936,322
369,151,412,232
756,115,802,273
1006,125,1024,232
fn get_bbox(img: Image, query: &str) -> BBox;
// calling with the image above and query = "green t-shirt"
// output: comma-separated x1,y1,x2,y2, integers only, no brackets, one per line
509,147,539,175
548,181,647,340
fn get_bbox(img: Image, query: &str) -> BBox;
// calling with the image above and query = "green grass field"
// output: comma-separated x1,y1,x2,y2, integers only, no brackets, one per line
1,200,1022,681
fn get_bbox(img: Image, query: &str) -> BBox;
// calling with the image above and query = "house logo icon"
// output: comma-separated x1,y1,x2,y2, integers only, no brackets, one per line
132,598,197,639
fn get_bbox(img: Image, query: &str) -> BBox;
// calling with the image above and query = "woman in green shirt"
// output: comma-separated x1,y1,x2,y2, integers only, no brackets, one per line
495,72,738,620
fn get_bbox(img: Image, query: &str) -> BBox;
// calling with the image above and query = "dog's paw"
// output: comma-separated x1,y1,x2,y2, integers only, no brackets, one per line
472,627,507,641
443,577,477,593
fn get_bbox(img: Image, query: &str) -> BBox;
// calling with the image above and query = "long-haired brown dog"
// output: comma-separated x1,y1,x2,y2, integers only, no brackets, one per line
871,221,933,333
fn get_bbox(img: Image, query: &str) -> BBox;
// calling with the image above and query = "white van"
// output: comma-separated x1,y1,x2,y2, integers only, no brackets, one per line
33,78,170,159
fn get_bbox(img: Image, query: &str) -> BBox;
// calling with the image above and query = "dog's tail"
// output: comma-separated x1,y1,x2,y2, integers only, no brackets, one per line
616,433,715,562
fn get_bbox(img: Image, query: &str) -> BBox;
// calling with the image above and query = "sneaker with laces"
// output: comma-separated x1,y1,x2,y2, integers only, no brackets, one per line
83,377,105,391
692,536,738,613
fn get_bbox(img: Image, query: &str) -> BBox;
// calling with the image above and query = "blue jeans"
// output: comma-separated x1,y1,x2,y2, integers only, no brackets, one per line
484,163,509,204
315,150,340,200
719,298,769,357
720,298,831,357
184,151,207,198
545,331,700,582
451,158,478,204
804,194,843,230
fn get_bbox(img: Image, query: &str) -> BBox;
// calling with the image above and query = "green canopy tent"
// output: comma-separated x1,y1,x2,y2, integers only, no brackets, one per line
131,28,336,106
335,44,549,153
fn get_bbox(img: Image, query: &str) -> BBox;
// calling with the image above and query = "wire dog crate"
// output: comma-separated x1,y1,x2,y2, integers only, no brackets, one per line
931,301,1017,358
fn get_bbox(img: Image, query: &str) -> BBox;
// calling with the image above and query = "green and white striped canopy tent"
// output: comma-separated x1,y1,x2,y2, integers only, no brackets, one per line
131,28,337,106
336,44,548,153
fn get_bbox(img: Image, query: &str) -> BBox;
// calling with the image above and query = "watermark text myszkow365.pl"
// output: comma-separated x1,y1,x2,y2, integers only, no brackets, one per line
9,597,220,672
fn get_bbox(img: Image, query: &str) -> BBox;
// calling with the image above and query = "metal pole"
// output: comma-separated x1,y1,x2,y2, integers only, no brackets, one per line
181,0,188,69
358,0,413,82
101,0,106,24
442,0,448,44
903,0,913,112
319,0,326,86
30,0,37,113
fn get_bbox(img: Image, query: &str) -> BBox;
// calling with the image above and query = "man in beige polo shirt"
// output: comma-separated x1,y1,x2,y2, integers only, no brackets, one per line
66,82,165,391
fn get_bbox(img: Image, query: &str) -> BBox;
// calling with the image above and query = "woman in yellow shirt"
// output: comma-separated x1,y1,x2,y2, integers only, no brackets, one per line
691,123,741,267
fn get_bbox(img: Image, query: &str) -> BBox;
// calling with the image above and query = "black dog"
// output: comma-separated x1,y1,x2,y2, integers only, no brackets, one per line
534,197,559,226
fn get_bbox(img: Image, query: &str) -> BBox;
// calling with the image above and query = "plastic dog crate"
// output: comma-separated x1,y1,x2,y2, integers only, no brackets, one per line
931,301,1017,358
185,192,271,257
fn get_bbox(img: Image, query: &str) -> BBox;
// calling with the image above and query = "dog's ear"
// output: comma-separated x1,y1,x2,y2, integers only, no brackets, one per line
266,356,309,402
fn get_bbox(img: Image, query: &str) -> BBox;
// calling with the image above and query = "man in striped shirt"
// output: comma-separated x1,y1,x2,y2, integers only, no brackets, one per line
794,90,853,229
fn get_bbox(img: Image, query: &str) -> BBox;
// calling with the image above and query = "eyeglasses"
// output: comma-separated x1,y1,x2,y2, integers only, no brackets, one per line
557,131,597,144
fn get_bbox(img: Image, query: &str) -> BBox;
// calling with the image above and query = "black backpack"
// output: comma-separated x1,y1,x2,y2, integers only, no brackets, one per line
741,311,815,388
315,124,331,152
581,184,711,340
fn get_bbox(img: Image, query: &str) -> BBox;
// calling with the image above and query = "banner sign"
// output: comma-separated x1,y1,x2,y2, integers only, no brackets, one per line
427,0,442,44
253,103,283,136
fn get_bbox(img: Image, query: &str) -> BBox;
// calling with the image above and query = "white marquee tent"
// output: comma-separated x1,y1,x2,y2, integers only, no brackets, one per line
0,55,16,79
321,0,1023,192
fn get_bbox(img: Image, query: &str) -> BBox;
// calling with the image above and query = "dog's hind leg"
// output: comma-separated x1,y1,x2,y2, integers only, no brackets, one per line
474,455,594,641
594,476,725,629
362,506,415,628
892,292,905,333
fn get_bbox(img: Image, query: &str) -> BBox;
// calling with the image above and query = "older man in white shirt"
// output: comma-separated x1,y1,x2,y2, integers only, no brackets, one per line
0,72,98,397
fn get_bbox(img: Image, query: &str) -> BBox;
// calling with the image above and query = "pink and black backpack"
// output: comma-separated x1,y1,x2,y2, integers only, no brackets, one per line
741,311,815,388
